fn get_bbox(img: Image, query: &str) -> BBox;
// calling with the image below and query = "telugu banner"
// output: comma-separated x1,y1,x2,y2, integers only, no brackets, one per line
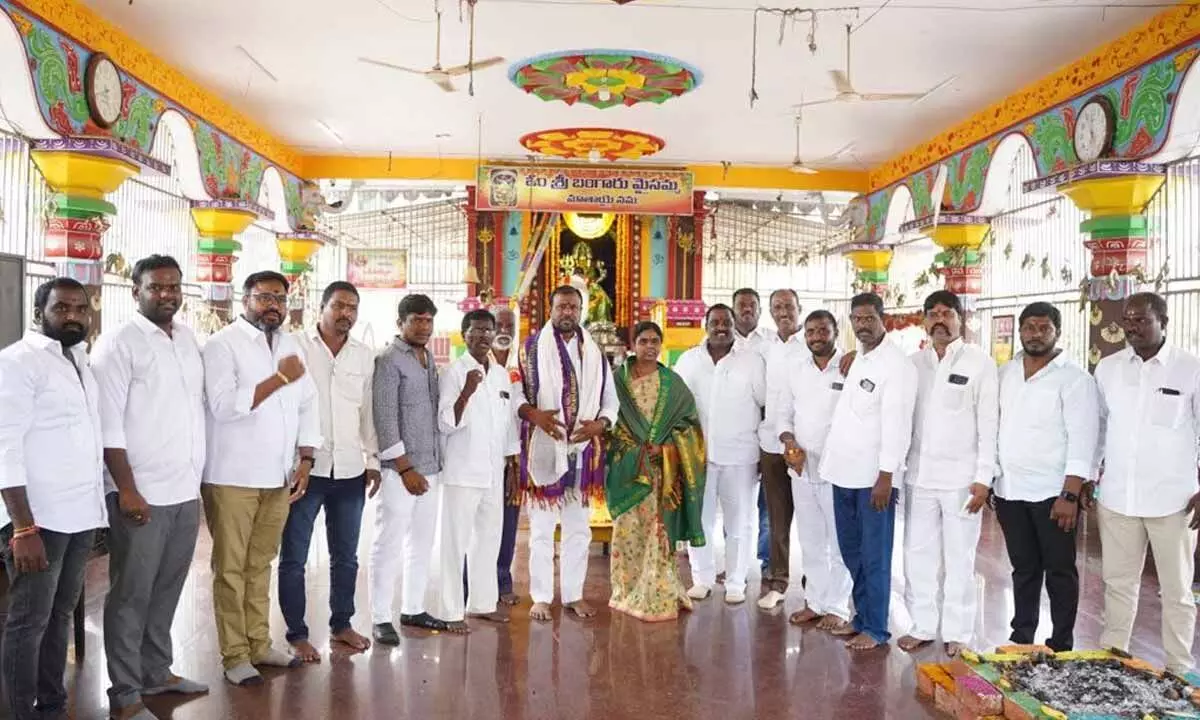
476,164,694,215
346,249,408,289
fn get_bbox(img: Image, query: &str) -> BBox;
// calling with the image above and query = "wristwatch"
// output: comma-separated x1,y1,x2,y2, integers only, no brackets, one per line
1059,489,1079,503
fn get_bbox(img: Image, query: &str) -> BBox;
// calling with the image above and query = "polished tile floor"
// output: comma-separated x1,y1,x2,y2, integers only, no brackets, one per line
23,505,1199,720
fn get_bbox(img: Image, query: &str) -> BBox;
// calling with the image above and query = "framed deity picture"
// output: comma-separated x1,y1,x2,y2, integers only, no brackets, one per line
991,314,1014,366
0,253,24,351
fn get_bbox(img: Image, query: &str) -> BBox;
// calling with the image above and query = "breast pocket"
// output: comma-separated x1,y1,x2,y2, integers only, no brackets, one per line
336,370,367,404
1150,390,1185,429
849,381,880,418
941,385,971,413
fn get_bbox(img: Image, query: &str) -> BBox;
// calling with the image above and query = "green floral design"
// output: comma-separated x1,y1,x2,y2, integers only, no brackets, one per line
1109,59,1175,151
28,26,88,125
1030,113,1073,174
113,93,155,149
865,189,890,242
283,178,303,228
945,145,991,211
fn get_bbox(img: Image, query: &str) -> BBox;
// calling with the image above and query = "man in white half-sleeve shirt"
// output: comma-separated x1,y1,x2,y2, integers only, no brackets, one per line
897,290,998,658
821,292,917,652
994,302,1098,653
92,256,208,719
731,288,773,579
434,309,519,632
777,309,854,633
202,270,321,686
675,303,766,605
279,281,380,663
1093,292,1200,675
0,278,107,720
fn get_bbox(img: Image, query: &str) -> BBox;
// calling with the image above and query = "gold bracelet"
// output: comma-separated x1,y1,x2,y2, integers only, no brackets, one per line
276,371,291,385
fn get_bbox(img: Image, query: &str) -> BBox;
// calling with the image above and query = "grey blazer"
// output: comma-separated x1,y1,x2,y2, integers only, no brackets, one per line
371,337,442,476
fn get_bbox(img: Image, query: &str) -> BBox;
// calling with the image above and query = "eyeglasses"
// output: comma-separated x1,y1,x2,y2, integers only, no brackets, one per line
252,293,288,307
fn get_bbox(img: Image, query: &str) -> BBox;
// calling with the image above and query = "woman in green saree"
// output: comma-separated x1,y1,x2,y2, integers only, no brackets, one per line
607,321,706,622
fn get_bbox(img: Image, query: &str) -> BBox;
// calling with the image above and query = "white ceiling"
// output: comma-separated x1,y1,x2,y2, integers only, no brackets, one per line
81,0,1162,171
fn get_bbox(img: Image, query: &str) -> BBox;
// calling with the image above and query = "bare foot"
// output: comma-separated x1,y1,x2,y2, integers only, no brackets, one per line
789,607,823,625
444,620,471,634
529,602,553,622
898,635,933,653
331,627,371,651
944,641,966,657
565,600,596,618
845,633,884,651
817,615,852,633
499,592,521,606
467,610,511,624
289,639,321,663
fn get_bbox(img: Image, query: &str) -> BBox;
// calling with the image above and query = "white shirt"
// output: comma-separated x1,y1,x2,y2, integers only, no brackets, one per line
820,339,918,490
91,314,206,506
439,354,519,488
203,317,322,489
759,332,807,453
996,350,1099,502
1095,343,1200,518
775,349,845,465
674,342,766,466
491,348,522,457
0,331,107,533
734,325,772,356
906,339,999,490
295,328,380,479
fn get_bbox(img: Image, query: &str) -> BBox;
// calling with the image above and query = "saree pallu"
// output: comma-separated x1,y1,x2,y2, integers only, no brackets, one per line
606,362,706,621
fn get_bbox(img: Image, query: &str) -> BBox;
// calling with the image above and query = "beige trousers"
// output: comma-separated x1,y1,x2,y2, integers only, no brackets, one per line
1097,503,1197,674
201,484,291,670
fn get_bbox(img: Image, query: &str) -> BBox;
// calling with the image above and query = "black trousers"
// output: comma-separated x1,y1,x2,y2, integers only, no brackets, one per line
994,496,1079,651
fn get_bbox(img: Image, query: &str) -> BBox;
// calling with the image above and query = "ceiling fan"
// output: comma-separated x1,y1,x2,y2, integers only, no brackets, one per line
358,0,503,93
788,113,854,174
795,24,954,109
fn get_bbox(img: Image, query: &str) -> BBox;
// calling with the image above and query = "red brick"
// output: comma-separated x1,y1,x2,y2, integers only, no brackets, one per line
936,684,962,716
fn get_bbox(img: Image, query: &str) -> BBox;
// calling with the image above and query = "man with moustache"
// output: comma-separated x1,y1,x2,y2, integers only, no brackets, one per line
777,310,854,632
821,293,917,651
278,281,380,662
676,304,766,604
731,288,773,578
0,278,107,720
202,270,320,685
756,289,806,610
435,309,517,631
92,255,208,719
1093,292,1200,675
517,285,617,622
490,306,524,606
897,290,998,657
993,302,1098,652
370,293,448,641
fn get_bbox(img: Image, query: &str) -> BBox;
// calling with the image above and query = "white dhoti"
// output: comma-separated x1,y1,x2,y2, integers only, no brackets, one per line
688,462,758,595
369,469,440,623
792,457,853,619
903,484,982,644
433,482,505,621
527,470,593,606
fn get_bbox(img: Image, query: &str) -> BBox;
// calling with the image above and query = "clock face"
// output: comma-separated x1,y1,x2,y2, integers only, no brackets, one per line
1073,99,1112,163
88,56,123,127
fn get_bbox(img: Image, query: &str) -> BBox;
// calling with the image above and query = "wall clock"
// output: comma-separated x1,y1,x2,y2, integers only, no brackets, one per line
85,53,122,129
1072,95,1116,164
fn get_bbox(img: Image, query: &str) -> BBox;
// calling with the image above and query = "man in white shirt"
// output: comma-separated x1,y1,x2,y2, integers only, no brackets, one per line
994,302,1099,652
732,288,772,577
675,304,766,604
435,309,518,631
1093,292,1200,675
777,310,854,632
278,281,380,662
0,278,107,720
757,289,806,610
202,270,321,686
92,256,208,719
897,290,998,657
821,292,917,651
516,286,618,622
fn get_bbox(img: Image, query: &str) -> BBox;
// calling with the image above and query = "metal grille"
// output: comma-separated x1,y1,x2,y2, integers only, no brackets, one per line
702,201,849,328
1144,157,1200,355
321,198,469,349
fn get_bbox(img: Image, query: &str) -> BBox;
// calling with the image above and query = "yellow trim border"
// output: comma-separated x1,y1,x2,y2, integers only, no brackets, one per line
870,3,1200,190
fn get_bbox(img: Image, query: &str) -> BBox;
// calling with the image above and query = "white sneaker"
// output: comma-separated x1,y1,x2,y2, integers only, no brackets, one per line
757,590,786,610
725,589,746,604
687,584,712,600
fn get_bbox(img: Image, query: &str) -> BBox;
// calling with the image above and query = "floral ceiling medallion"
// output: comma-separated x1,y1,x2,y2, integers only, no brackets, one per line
508,49,701,109
519,127,666,162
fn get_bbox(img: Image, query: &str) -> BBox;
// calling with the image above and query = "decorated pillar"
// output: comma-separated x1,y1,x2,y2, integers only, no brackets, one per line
190,200,269,324
31,139,164,343
1047,162,1165,370
840,243,894,298
905,214,990,343
276,230,330,330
